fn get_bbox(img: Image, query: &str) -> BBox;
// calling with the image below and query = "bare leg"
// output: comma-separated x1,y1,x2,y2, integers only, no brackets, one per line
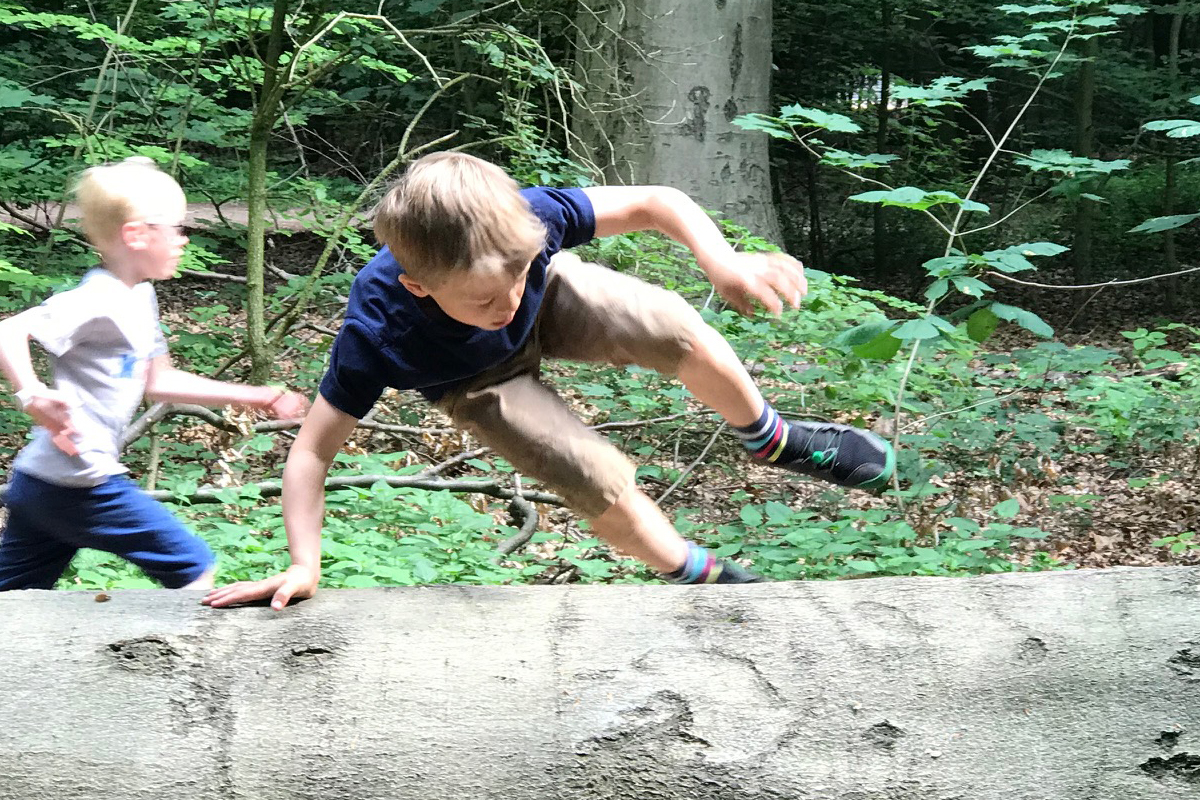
675,323,765,426
589,482,689,573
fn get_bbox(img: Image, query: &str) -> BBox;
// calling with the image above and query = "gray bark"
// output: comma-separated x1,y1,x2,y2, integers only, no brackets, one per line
574,0,782,242
2,567,1199,799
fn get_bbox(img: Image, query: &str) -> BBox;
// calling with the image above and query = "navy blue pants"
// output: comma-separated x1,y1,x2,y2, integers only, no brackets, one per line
0,470,214,590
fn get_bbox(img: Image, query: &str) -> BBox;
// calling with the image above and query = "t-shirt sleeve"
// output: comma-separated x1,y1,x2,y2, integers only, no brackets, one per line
318,321,388,419
523,187,596,255
20,289,96,357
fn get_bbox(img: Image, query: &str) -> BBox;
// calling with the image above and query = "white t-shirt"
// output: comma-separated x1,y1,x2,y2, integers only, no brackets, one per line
12,268,168,487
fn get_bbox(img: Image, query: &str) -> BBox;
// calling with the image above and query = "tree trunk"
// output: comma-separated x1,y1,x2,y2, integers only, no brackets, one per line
1072,37,1098,285
805,155,825,270
872,0,893,279
1163,8,1184,309
243,0,290,384
573,0,782,243
3,568,1199,799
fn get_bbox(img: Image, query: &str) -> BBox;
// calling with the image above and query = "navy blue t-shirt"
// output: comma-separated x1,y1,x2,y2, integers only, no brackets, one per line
319,187,596,417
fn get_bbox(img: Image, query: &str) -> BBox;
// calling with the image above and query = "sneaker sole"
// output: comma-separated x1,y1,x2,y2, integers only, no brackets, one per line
856,440,896,491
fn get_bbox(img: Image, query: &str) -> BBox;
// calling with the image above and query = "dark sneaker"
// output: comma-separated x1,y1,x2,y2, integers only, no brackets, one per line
759,420,894,490
713,559,765,584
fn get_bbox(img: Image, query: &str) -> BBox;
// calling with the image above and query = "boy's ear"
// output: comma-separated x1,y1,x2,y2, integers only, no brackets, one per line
121,220,150,250
398,274,430,297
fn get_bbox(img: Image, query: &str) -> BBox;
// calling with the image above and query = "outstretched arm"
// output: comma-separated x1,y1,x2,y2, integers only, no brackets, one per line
581,185,807,316
202,395,358,609
145,355,308,419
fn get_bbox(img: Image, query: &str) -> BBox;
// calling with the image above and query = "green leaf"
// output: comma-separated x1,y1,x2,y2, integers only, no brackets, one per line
997,4,1062,14
835,320,894,347
983,249,1035,274
993,498,1020,519
1016,149,1130,175
1129,213,1200,233
1106,4,1148,15
732,114,796,140
850,186,926,205
412,558,439,583
923,255,971,275
928,315,958,334
834,320,903,360
739,506,764,528
1014,242,1069,257
892,77,994,108
849,187,988,213
892,317,941,340
1143,119,1200,138
819,149,899,170
990,303,1054,338
952,276,993,298
0,79,53,109
924,278,950,301
967,307,1001,342
778,104,861,133
982,242,1065,274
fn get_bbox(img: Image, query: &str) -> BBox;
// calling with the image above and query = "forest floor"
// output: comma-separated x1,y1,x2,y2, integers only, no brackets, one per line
2,215,1197,577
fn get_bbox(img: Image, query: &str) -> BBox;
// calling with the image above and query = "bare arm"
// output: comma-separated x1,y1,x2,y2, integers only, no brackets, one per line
581,185,807,316
202,395,359,609
0,311,79,454
145,355,308,419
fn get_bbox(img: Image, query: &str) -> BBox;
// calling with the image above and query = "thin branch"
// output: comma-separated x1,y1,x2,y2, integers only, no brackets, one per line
422,446,492,477
178,269,247,283
986,264,1200,289
960,108,999,150
887,19,1080,515
655,421,727,505
0,474,566,508
0,202,54,234
959,187,1053,237
122,403,457,445
497,472,540,556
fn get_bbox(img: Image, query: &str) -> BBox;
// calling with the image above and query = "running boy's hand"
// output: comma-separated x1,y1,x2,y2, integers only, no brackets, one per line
703,251,808,317
262,389,310,420
24,389,80,456
201,564,318,610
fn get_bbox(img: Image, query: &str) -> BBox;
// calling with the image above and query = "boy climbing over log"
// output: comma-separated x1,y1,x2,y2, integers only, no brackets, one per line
204,152,893,608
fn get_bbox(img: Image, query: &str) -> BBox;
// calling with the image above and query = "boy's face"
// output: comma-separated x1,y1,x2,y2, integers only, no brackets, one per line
121,201,189,282
400,259,531,330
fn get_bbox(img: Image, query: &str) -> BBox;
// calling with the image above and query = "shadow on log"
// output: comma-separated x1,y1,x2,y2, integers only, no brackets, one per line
2,567,1199,799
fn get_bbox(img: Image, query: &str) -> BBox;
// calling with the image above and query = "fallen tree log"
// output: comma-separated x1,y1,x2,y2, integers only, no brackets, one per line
2,567,1198,799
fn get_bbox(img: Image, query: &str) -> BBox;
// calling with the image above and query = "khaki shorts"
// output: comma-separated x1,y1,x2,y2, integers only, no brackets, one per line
435,253,706,518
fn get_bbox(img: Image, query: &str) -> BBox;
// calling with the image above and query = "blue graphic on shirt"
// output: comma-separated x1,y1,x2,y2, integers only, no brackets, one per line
117,353,137,379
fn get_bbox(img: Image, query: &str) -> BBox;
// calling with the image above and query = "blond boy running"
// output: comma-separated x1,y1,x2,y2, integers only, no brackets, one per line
204,152,892,608
0,158,308,591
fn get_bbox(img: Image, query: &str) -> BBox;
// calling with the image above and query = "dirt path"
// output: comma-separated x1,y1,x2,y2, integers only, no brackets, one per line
1,201,367,233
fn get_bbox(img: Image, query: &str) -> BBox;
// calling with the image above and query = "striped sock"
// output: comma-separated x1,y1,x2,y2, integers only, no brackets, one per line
734,403,789,463
662,542,763,584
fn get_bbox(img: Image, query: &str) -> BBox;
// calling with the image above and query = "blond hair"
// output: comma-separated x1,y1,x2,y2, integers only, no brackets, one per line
373,152,546,287
73,157,185,246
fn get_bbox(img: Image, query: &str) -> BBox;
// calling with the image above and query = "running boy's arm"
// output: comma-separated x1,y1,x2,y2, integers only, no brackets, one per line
202,395,358,609
0,310,78,452
581,185,807,316
145,355,308,419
